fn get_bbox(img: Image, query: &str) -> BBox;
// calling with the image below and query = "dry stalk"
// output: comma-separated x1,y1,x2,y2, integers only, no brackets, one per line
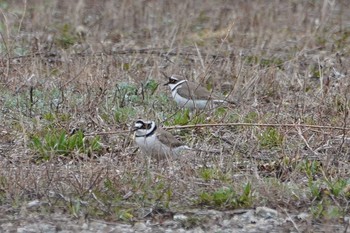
165,122,350,131
85,122,350,137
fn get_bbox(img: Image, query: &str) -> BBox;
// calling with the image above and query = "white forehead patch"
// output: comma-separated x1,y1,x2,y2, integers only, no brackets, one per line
134,122,143,128
171,75,178,80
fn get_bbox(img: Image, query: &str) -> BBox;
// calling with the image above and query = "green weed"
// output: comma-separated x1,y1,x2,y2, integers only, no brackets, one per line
301,160,322,179
311,199,344,220
244,111,258,123
113,208,134,221
189,113,206,125
114,82,140,107
257,127,283,149
172,108,190,125
30,129,101,160
198,168,230,182
196,183,253,208
114,106,137,123
199,168,217,182
245,56,283,69
0,176,6,205
180,216,204,229
143,79,159,96
55,23,78,49
326,178,347,197
213,106,227,118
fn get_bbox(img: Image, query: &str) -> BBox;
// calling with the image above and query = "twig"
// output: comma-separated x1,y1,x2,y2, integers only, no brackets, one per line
29,86,34,118
337,87,349,160
84,130,130,136
279,206,301,233
296,127,320,156
2,47,235,62
164,122,350,131
195,43,205,70
344,212,350,233
18,0,27,33
83,122,350,137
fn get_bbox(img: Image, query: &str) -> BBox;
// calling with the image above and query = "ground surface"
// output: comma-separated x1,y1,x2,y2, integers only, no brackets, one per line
1,0,350,232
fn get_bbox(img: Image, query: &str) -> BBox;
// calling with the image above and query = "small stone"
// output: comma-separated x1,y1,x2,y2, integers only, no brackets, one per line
89,221,107,230
222,219,231,227
27,200,41,208
255,207,278,219
114,224,134,233
1,222,14,230
176,229,187,233
162,220,179,228
17,227,33,233
296,212,310,221
81,222,88,229
17,223,57,233
38,223,57,233
192,226,205,233
133,222,147,232
249,216,258,224
164,228,176,233
239,210,257,223
173,214,188,221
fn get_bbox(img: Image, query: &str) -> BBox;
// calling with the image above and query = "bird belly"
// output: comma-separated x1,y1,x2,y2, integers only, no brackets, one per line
173,91,209,110
135,135,174,159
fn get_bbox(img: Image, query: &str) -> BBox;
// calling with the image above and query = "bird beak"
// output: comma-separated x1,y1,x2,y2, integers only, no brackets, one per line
161,72,170,86
130,123,137,132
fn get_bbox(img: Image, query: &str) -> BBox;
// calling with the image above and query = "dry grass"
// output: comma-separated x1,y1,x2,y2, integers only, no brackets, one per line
1,0,350,228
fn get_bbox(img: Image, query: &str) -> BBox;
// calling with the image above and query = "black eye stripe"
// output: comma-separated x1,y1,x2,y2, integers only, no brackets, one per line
134,122,157,138
135,121,152,130
169,78,178,84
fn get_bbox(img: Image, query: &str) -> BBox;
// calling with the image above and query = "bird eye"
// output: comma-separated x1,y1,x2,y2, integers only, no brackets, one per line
145,123,152,129
169,78,177,84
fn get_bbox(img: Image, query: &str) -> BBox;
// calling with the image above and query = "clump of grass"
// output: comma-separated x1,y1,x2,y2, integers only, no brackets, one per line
179,216,204,229
297,159,350,219
300,159,322,179
163,108,190,126
244,111,258,123
1,0,350,229
213,106,227,118
198,167,230,182
143,79,159,96
0,176,6,205
196,183,253,209
245,55,284,69
310,195,344,220
257,127,283,149
55,23,79,49
30,129,101,160
114,106,137,123
114,82,140,107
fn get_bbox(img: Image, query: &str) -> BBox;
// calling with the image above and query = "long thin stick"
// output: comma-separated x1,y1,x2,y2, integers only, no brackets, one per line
164,122,350,131
84,122,350,137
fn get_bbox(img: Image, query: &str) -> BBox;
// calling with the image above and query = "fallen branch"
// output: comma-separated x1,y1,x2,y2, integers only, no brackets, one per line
164,122,350,131
83,122,350,137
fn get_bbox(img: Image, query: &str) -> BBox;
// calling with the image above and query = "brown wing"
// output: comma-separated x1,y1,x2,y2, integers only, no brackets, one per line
157,128,184,148
177,81,220,100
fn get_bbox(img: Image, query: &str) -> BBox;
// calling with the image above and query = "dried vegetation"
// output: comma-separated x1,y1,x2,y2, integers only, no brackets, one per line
0,0,350,230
